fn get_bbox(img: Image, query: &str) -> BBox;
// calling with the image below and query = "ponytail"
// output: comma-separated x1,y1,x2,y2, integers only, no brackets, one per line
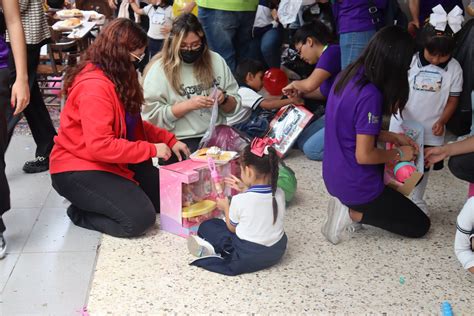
241,144,280,225
267,147,280,224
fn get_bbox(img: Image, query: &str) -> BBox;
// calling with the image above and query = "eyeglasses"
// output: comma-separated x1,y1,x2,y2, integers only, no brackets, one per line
180,42,202,51
130,52,146,63
295,43,305,55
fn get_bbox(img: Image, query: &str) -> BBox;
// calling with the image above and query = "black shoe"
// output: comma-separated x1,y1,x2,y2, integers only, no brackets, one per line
22,156,49,173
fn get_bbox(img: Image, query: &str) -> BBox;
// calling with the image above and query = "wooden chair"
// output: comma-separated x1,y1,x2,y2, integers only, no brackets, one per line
76,0,114,19
37,28,78,107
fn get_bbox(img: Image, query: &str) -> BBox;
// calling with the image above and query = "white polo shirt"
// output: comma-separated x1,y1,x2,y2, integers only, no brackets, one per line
227,86,264,126
390,52,463,146
229,185,285,247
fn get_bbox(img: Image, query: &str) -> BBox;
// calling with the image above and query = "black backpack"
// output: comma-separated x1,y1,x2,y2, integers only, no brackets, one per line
368,0,408,30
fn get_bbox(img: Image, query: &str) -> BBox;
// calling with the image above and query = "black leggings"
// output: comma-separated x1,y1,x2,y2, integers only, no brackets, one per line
347,186,431,238
0,68,10,232
448,152,474,183
51,160,159,237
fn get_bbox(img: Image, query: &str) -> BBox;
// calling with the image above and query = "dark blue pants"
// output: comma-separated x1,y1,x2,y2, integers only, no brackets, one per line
191,218,288,276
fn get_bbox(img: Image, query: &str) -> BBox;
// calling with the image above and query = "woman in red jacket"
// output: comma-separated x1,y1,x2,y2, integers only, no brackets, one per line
50,19,189,237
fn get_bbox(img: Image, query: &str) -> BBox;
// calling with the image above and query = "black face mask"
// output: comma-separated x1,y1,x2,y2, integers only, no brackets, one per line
133,60,141,70
180,45,204,64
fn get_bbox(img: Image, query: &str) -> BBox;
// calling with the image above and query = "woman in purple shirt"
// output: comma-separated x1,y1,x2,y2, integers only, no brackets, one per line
321,26,430,245
1,0,29,259
282,21,341,161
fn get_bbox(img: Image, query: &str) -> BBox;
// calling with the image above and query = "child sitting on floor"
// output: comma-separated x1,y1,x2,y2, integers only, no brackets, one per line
187,137,287,276
227,59,302,138
390,9,464,215
129,0,172,59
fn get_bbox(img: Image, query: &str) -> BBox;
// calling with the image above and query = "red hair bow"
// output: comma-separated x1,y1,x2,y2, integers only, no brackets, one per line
250,137,279,157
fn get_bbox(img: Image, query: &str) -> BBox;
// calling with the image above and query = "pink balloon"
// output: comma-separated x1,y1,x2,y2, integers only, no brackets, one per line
263,68,288,96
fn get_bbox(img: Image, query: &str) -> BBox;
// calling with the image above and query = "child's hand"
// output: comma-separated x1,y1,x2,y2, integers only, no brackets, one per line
216,197,229,211
289,96,304,105
160,24,172,35
224,175,247,192
432,120,445,136
154,143,172,160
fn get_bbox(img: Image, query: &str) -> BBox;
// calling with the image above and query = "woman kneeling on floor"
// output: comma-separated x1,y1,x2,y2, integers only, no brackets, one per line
321,26,431,245
50,19,189,237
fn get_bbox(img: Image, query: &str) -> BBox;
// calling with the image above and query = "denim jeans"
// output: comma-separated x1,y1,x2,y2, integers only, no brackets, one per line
51,160,158,237
296,115,325,161
339,30,376,69
149,38,164,60
250,28,282,68
198,7,256,71
470,91,474,135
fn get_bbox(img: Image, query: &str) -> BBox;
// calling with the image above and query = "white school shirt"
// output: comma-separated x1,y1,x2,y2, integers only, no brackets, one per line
455,197,474,270
143,5,172,40
390,52,463,146
227,86,264,126
229,185,285,247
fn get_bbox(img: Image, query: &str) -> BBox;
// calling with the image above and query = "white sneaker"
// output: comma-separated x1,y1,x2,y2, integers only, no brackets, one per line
0,234,6,259
187,235,216,257
321,197,353,245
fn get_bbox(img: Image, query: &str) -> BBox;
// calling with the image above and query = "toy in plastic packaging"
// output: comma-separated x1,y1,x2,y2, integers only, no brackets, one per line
199,86,219,149
384,120,424,196
265,104,313,157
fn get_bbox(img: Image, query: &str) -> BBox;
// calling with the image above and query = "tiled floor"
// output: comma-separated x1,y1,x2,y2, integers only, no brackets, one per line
0,135,101,315
2,134,474,315
87,151,474,315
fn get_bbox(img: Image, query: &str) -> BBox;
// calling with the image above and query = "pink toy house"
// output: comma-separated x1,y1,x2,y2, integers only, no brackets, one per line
159,158,239,237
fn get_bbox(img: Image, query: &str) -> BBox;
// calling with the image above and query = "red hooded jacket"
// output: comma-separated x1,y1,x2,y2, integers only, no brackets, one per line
50,64,177,182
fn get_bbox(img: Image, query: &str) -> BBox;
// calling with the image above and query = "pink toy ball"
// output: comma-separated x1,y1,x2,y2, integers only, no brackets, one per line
263,68,288,96
393,161,417,183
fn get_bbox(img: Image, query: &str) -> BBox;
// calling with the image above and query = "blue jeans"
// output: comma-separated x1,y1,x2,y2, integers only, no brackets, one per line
470,91,474,135
297,116,325,161
339,30,376,69
198,7,256,71
149,38,164,60
250,28,282,68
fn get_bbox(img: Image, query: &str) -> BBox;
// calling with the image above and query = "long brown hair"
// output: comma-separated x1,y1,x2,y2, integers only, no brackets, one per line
241,145,280,224
144,13,214,94
62,18,148,113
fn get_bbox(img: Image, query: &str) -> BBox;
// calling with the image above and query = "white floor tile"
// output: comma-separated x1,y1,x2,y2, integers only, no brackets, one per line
2,208,42,254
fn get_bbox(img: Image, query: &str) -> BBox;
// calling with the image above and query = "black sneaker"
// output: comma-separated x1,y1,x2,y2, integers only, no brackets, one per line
0,234,6,259
22,156,49,173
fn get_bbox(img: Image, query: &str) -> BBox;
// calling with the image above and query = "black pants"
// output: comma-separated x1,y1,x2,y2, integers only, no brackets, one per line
347,186,431,238
448,152,474,183
51,160,159,237
0,68,10,232
6,42,56,157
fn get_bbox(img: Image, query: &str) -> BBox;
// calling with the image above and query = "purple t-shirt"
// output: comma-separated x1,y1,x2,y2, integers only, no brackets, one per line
332,0,387,34
419,0,464,24
0,12,7,69
316,44,341,99
322,69,384,205
0,36,8,69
